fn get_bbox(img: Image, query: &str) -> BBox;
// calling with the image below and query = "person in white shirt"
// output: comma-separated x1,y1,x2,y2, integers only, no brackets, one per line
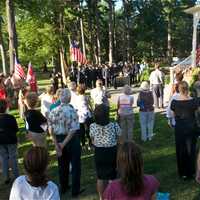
68,81,78,110
149,63,165,108
90,79,111,108
39,86,54,119
9,147,60,200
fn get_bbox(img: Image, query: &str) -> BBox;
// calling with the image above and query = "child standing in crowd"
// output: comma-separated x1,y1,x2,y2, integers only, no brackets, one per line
24,92,47,147
0,99,19,184
76,84,93,148
103,141,160,200
137,81,154,141
117,85,134,141
10,147,60,200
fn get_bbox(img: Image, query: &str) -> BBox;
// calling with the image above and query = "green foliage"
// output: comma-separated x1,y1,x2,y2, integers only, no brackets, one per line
140,68,151,81
0,0,197,67
17,17,59,66
189,68,200,96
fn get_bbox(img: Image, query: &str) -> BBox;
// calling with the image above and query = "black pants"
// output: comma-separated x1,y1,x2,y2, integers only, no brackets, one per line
56,135,81,195
175,120,197,178
79,117,93,146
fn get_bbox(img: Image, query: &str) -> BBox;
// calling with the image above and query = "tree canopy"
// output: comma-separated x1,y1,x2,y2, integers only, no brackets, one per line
0,0,196,72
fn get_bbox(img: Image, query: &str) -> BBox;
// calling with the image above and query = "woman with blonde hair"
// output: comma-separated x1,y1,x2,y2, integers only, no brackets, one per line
117,85,134,141
171,81,199,180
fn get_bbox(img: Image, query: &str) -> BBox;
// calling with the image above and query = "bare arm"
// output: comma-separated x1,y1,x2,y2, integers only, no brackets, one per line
48,127,62,156
60,131,75,148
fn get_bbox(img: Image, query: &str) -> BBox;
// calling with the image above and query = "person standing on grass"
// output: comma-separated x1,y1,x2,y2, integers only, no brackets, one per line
0,99,19,184
171,81,199,180
90,79,111,108
103,141,160,200
149,63,165,109
76,84,93,149
10,147,60,200
24,92,47,147
137,81,154,142
89,104,121,200
117,85,134,141
48,89,83,197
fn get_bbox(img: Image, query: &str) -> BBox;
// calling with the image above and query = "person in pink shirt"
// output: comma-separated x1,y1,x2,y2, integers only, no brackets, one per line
103,141,159,200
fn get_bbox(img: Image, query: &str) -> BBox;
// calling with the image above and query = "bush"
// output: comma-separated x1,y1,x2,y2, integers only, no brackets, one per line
189,67,200,96
140,68,151,81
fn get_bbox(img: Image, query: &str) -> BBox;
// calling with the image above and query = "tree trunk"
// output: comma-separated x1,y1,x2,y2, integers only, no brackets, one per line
0,18,7,75
88,0,96,63
95,0,101,65
59,12,67,83
79,1,86,59
123,0,131,62
113,1,117,62
6,0,18,73
108,0,114,65
167,13,172,63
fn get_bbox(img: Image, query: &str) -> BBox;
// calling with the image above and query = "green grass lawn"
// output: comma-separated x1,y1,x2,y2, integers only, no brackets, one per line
0,75,200,199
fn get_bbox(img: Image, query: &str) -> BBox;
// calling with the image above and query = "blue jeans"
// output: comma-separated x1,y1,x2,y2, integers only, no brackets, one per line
139,112,154,141
119,114,134,141
0,144,19,179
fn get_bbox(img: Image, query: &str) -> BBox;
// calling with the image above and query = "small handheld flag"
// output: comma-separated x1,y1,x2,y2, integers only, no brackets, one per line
26,62,37,92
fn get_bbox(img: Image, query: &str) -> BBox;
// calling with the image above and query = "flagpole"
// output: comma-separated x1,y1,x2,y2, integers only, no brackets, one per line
60,48,67,86
79,1,86,59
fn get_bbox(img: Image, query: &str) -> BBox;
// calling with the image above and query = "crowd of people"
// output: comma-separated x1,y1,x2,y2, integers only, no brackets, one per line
1,62,200,200
50,62,148,91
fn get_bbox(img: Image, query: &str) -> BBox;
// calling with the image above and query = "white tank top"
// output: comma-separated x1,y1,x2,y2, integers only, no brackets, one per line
118,95,133,116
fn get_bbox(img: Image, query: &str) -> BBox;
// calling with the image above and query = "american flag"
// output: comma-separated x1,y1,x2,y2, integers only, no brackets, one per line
70,40,87,64
14,56,26,79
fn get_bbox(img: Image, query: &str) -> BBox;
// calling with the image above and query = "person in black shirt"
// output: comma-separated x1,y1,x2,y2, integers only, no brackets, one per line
171,81,199,180
24,92,47,147
0,99,19,184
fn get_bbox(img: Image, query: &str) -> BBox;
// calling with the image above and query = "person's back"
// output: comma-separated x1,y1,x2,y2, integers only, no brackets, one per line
104,175,159,200
118,94,133,116
0,112,18,144
10,175,59,200
138,91,154,112
9,147,60,200
103,141,159,200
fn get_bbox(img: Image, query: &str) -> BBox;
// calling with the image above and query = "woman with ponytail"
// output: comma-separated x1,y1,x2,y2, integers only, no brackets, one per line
10,147,60,200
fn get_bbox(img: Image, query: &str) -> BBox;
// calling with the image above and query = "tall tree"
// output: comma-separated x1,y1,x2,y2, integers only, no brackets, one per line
6,0,18,73
95,0,101,64
0,16,7,75
122,0,131,62
108,0,114,65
